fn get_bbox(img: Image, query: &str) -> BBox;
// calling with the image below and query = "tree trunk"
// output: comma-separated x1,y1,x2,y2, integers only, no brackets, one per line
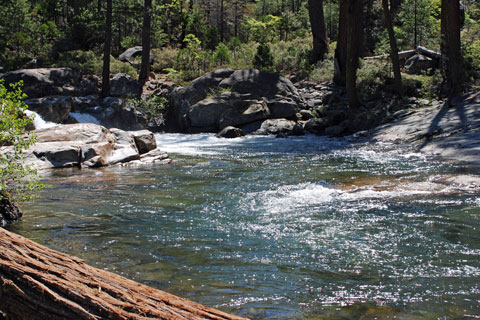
334,0,347,86
441,0,463,98
139,0,152,86
345,0,363,109
220,0,225,43
382,0,403,96
101,0,112,98
0,228,246,320
308,0,329,63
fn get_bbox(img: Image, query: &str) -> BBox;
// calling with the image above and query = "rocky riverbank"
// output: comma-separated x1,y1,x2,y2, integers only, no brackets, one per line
369,91,480,166
2,67,480,167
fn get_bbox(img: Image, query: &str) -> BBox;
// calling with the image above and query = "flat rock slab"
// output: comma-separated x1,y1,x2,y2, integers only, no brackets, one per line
371,95,480,166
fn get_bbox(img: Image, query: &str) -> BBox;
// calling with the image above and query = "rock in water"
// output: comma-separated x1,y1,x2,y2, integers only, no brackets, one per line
0,195,22,226
216,126,245,138
25,96,72,123
0,123,170,170
130,130,157,154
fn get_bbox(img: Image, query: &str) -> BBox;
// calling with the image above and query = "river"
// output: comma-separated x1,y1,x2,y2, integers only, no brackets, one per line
8,133,480,319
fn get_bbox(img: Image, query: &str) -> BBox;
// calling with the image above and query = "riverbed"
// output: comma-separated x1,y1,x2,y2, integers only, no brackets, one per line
9,133,480,319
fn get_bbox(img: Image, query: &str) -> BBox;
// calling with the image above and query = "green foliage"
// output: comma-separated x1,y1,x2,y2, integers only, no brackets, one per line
206,87,233,99
271,37,313,74
175,34,208,80
151,47,179,73
54,51,138,78
402,72,442,99
310,58,335,83
204,26,220,50
213,43,232,65
253,43,274,72
357,60,393,99
243,15,282,42
227,37,242,59
396,0,441,50
164,68,183,82
0,81,44,202
130,95,168,125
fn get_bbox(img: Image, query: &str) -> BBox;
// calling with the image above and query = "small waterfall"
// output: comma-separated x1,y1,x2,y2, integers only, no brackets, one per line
70,112,101,125
24,110,58,129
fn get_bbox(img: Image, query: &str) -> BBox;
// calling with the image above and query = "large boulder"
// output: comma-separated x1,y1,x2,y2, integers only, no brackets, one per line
169,68,304,133
0,68,92,98
25,96,72,123
267,99,299,119
182,92,270,132
110,73,142,98
0,123,170,169
254,119,302,136
118,46,154,65
129,130,157,154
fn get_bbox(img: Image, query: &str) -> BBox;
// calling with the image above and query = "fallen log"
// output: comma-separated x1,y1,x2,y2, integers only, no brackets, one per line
416,46,442,60
364,49,416,61
0,227,247,320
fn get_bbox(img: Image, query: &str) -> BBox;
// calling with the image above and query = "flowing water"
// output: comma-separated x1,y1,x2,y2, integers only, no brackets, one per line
8,133,480,319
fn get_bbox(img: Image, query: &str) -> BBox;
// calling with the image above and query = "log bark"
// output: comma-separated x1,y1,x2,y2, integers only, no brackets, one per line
0,228,247,320
364,49,416,61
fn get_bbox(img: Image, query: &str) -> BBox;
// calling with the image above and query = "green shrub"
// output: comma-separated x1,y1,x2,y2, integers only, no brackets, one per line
54,50,137,78
0,80,44,202
357,59,393,99
213,43,231,65
151,47,179,73
110,59,138,79
464,39,480,84
271,37,312,74
253,43,274,72
402,72,441,99
309,58,335,83
55,50,102,75
130,95,168,125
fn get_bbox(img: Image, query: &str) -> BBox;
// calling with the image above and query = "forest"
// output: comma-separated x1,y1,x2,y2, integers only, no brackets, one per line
1,0,479,104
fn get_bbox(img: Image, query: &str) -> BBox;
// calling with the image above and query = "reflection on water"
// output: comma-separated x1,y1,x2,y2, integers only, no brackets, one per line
10,134,480,319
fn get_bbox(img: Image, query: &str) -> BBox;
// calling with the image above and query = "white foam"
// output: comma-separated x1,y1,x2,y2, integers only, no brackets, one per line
70,112,101,125
154,133,348,156
25,110,57,129
248,183,338,215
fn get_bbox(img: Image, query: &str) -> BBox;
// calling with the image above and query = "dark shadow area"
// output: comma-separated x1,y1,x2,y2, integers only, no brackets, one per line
417,98,470,151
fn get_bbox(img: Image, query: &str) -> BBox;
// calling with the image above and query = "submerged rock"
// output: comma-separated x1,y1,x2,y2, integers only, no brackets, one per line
216,126,245,138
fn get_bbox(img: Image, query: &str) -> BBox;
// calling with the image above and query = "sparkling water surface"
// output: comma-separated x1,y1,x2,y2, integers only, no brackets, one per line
10,134,480,319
